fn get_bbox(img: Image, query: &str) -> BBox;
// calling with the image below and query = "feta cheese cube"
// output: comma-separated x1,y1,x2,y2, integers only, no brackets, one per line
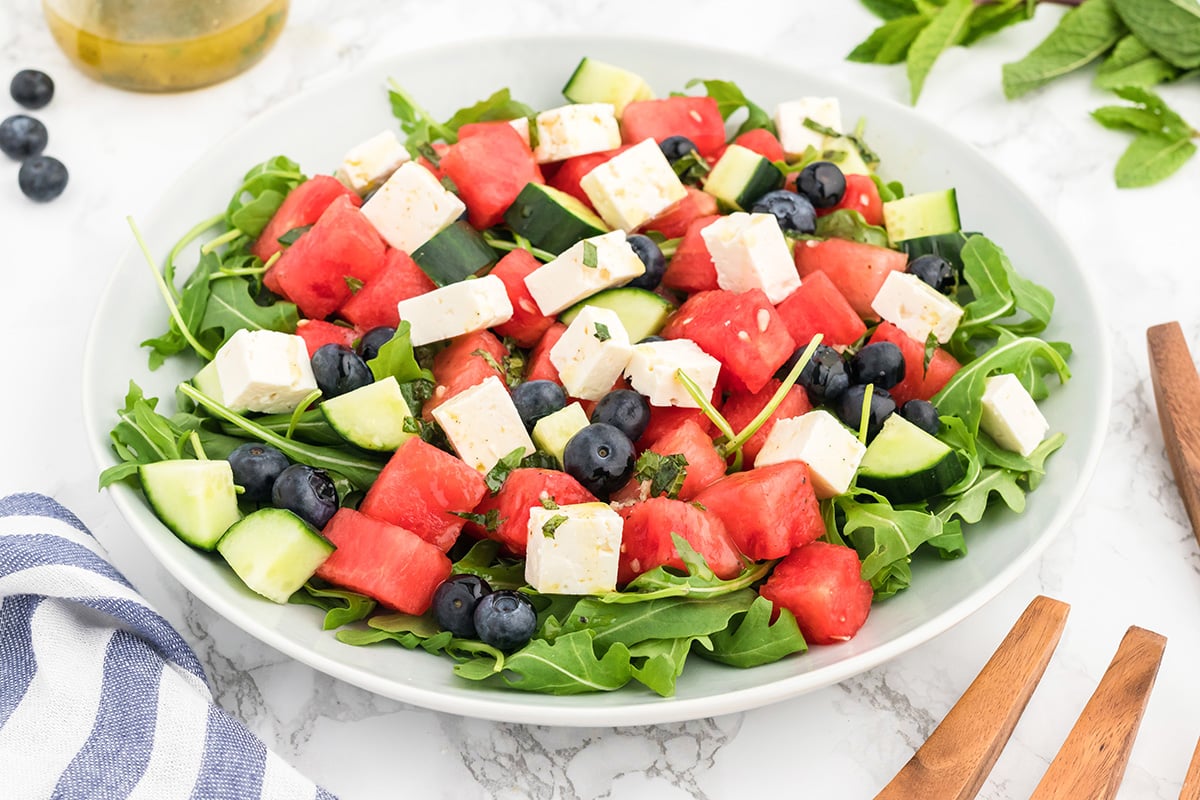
533,103,621,164
980,374,1049,457
700,212,801,304
360,161,465,253
549,306,634,401
334,130,411,195
579,138,687,231
507,116,532,147
624,339,722,408
431,375,535,473
212,329,318,414
523,231,645,316
870,271,964,345
754,410,866,498
396,274,513,346
525,502,623,594
774,97,842,158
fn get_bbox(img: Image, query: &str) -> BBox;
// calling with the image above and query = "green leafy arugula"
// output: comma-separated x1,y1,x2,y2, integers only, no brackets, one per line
684,78,776,136
699,597,808,668
288,583,377,630
388,82,534,156
813,209,891,248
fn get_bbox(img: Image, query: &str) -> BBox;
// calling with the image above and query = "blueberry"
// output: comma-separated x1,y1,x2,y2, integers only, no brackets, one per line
10,70,54,110
750,189,816,234
659,135,697,163
17,155,67,202
836,385,896,441
0,115,48,160
473,590,537,651
796,161,846,208
432,574,492,638
590,389,650,443
227,443,290,503
511,379,567,431
849,342,905,390
624,234,666,290
562,423,636,499
779,344,850,406
907,254,957,294
900,399,941,436
311,343,373,399
271,464,338,529
358,326,395,361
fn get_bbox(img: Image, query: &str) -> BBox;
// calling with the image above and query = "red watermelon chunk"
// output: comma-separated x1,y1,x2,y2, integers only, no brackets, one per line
662,214,720,294
490,249,557,347
316,508,452,615
621,97,725,158
358,437,488,551
424,330,508,418
721,379,813,467
252,175,360,264
617,498,743,584
466,468,597,555
816,173,884,227
441,124,543,229
868,322,961,406
642,186,719,239
295,319,359,357
548,146,630,209
793,237,907,320
524,323,567,384
732,128,785,164
339,248,435,331
760,541,873,645
637,405,713,450
774,269,868,349
612,416,725,503
693,460,825,560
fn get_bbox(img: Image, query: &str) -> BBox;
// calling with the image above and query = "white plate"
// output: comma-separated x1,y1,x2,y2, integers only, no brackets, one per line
82,35,1110,726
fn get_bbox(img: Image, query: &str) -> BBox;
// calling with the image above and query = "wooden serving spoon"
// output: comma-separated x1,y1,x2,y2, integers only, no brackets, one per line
1147,321,1200,545
1180,737,1200,800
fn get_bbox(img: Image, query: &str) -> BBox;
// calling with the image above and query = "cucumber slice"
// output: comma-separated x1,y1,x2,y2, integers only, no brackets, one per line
824,136,872,177
192,360,223,401
882,189,961,243
504,183,609,255
410,220,498,286
216,507,335,604
320,376,414,452
532,402,590,466
559,287,676,342
703,144,784,211
562,58,654,115
857,414,965,503
139,459,241,550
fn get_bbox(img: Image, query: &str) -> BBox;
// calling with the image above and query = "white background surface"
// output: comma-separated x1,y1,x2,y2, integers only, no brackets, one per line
3,0,1200,797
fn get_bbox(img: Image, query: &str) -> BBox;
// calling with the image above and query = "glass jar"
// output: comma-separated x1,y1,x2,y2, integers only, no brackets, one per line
43,0,289,92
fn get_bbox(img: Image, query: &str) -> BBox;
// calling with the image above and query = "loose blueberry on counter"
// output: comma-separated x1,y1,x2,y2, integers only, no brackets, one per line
432,574,492,638
310,343,373,399
750,189,816,234
357,325,395,361
271,464,338,529
659,135,697,164
562,422,636,499
624,234,666,290
512,379,567,431
474,590,537,651
17,155,67,202
227,443,290,503
591,389,651,443
900,399,941,436
0,115,48,160
849,342,905,390
907,254,957,294
781,343,850,405
836,384,896,441
10,70,54,110
796,161,846,208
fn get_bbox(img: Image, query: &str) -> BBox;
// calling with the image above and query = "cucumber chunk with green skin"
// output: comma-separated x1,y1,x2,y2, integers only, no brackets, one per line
504,183,608,255
824,137,873,177
532,402,590,466
410,220,498,286
703,144,784,211
139,459,241,550
320,375,414,452
562,58,654,115
559,287,676,342
216,508,335,604
191,360,223,402
857,414,965,503
882,189,961,243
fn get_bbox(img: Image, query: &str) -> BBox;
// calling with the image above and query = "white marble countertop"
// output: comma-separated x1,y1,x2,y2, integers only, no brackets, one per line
4,0,1200,796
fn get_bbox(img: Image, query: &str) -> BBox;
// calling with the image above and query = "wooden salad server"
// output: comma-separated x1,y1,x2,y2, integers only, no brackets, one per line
1147,321,1200,545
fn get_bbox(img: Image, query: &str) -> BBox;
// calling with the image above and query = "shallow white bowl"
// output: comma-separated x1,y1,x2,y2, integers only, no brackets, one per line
83,36,1110,727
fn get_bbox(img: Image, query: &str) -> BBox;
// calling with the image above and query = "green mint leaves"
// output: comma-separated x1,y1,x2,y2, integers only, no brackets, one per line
1093,86,1199,186
581,240,599,268
633,451,689,499
592,322,611,342
541,514,568,538
684,78,776,136
1002,0,1125,99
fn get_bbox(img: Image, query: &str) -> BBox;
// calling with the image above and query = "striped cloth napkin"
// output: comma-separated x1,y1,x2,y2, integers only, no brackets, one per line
0,493,336,800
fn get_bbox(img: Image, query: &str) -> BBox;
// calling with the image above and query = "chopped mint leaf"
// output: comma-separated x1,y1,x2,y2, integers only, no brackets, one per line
542,513,569,538
277,224,311,246
344,276,364,293
471,348,505,373
593,322,612,342
582,240,599,268
485,447,527,493
539,495,560,510
634,451,689,499
451,509,502,533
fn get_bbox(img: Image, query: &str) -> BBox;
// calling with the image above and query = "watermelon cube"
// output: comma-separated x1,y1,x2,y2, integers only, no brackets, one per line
252,175,360,264
524,323,567,385
294,319,359,358
621,97,725,158
441,124,544,229
774,269,868,349
793,237,907,320
868,321,961,406
339,248,436,331
465,468,597,555
490,249,557,347
617,498,743,584
720,379,813,467
693,460,825,560
760,541,873,645
424,330,508,418
662,214,720,294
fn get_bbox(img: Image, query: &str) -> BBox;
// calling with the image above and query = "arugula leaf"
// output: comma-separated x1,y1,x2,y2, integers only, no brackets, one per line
228,189,285,239
598,536,766,604
483,630,634,695
562,590,759,649
671,149,711,185
835,493,956,597
442,88,535,134
198,277,299,353
871,174,906,203
288,583,377,630
632,451,689,499
1002,0,1126,99
700,597,808,668
1094,34,1181,88
100,382,186,487
484,447,527,493
1111,0,1200,69
141,249,222,369
450,539,526,589
685,78,776,136
225,155,304,227
814,209,891,247
848,15,930,64
366,321,433,384
907,0,977,103
628,637,707,697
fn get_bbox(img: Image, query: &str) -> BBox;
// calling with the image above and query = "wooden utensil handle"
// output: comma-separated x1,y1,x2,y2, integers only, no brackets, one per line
1180,736,1200,800
1147,322,1200,545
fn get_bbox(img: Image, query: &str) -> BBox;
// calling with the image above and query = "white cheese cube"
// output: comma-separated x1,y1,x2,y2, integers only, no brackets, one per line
334,130,411,195
212,329,318,415
523,230,645,316
396,274,513,347
533,103,622,164
755,410,866,498
549,306,634,401
579,137,687,232
774,97,843,158
506,116,532,147
360,161,465,253
624,339,722,408
870,271,964,345
431,375,534,473
700,212,801,304
525,502,622,594
980,374,1049,457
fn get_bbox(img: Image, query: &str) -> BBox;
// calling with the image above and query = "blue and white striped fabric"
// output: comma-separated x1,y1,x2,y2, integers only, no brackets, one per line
0,493,336,800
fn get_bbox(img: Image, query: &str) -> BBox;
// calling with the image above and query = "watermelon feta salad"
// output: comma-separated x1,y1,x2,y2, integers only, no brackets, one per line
103,57,1072,697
